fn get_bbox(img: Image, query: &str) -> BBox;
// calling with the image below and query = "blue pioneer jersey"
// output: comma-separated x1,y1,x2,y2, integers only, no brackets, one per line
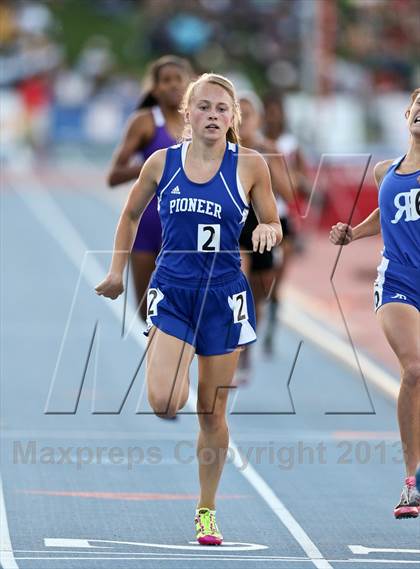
154,141,250,283
379,156,420,268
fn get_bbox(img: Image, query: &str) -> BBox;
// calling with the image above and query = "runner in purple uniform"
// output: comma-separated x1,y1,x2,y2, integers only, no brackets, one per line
108,56,193,319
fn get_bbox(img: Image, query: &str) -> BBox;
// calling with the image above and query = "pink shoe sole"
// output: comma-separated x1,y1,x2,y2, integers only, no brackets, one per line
394,505,419,519
197,535,223,545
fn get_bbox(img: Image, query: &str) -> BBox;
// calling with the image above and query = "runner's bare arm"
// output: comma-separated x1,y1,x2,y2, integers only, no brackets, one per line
329,160,393,245
240,149,282,253
96,149,165,298
351,160,394,240
352,209,381,241
107,111,155,187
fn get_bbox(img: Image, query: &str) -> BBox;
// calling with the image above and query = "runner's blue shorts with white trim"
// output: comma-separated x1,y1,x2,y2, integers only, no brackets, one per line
374,256,420,312
143,269,257,356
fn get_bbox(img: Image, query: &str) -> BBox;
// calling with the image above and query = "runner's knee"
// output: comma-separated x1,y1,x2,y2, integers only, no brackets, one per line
402,360,420,390
197,410,227,433
148,391,179,418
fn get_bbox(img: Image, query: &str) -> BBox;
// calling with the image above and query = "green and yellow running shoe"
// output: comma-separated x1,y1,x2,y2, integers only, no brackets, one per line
195,508,223,545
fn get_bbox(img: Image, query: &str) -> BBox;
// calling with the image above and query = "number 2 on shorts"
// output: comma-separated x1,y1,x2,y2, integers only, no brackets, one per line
197,224,220,252
147,288,161,316
232,291,248,323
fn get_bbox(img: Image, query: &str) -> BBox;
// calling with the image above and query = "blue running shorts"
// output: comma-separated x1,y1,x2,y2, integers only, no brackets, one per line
143,270,257,356
374,256,420,312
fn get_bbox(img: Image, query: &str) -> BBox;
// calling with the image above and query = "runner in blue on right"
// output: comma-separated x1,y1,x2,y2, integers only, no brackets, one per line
330,88,420,520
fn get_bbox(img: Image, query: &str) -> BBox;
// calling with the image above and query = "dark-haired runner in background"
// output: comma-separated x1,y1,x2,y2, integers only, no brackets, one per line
107,56,193,319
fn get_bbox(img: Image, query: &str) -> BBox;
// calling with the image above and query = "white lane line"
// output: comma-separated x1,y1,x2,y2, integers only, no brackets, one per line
0,475,19,568
15,547,420,563
11,557,318,562
336,561,420,565
18,550,305,558
44,539,111,549
12,172,333,569
349,545,420,555
45,538,267,551
11,556,420,564
228,447,331,568
281,293,399,401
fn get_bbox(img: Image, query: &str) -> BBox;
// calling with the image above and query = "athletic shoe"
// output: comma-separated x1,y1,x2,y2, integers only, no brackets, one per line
195,508,223,545
394,477,420,519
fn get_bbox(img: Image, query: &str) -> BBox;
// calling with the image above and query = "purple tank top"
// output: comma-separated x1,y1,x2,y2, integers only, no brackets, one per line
140,106,177,160
133,107,177,253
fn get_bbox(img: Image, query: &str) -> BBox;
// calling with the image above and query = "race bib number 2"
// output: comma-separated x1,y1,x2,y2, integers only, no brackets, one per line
197,224,220,252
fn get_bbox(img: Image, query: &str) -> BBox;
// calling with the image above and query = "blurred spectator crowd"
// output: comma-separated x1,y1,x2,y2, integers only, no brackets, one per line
0,0,419,160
